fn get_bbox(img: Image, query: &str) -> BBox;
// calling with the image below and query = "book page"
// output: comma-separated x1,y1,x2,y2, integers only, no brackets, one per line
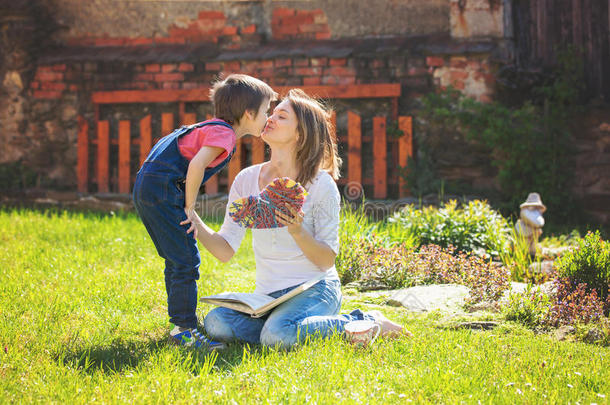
201,292,275,311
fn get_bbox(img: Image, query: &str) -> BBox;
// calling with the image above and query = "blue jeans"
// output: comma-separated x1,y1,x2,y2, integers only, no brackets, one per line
204,278,374,349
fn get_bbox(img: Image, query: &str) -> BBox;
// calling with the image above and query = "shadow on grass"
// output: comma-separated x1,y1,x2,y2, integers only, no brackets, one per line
54,337,273,376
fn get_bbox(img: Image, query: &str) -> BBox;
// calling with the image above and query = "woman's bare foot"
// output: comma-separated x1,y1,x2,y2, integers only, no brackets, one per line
367,310,413,338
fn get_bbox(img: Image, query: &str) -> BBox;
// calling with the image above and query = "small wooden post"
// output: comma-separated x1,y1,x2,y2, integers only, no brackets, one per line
347,111,362,187
398,116,413,197
77,116,89,192
373,116,387,199
97,120,109,193
139,115,151,166
118,120,131,194
204,114,219,195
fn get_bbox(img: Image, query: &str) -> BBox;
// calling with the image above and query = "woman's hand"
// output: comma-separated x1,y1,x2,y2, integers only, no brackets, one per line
181,207,203,239
275,204,305,236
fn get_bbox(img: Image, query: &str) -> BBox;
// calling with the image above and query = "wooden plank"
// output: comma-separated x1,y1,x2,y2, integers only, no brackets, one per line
204,114,219,195
182,112,197,125
398,116,413,198
347,111,362,188
178,102,185,125
161,113,174,138
91,84,401,104
118,120,131,194
92,88,212,104
251,136,265,165
139,115,151,166
372,116,387,199
227,138,242,190
77,116,89,193
97,120,109,193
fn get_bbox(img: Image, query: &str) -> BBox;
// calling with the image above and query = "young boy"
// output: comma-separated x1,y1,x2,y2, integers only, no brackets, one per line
133,74,276,348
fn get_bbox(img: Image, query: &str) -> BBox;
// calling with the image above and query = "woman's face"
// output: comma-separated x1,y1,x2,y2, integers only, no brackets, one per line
261,99,298,146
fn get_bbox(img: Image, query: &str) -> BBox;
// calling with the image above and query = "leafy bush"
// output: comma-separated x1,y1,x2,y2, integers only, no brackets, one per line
337,241,511,304
388,199,511,257
545,277,608,326
553,231,610,306
504,286,551,328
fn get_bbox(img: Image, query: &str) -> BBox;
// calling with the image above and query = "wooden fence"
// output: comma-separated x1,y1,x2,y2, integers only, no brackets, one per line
77,84,413,199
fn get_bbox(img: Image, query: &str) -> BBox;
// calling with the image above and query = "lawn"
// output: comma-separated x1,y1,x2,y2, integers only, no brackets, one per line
0,209,608,404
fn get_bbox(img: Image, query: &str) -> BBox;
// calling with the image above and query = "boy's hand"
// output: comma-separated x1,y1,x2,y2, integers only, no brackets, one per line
181,207,202,239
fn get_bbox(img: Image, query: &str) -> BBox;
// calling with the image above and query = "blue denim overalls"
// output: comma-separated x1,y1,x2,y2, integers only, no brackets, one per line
133,120,235,329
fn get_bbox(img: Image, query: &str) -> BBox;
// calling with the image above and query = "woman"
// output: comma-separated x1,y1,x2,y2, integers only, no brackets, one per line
183,89,407,349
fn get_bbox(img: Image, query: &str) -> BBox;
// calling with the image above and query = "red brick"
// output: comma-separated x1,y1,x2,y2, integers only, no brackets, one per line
275,58,292,68
40,82,66,91
329,58,347,66
30,81,40,89
162,82,181,89
260,60,274,69
69,84,78,91
51,64,67,72
273,7,296,18
182,82,199,89
303,76,321,85
426,56,445,67
256,68,275,79
94,38,126,46
299,24,327,34
310,58,328,67
134,73,154,81
205,62,222,71
450,57,468,68
145,64,161,73
283,15,314,25
223,61,241,72
35,71,63,82
407,67,429,76
241,24,256,34
33,90,62,99
155,37,186,44
154,73,184,82
452,80,465,90
222,26,238,36
178,63,194,72
315,31,331,40
294,58,309,67
133,81,153,90
324,66,355,77
321,76,355,85
295,67,322,76
198,10,226,20
129,37,154,46
162,64,177,73
273,25,299,37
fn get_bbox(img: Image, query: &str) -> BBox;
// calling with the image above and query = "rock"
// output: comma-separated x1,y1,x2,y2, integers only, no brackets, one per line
541,246,573,259
366,284,471,313
585,327,606,344
529,261,555,276
555,325,575,341
467,301,501,313
344,279,392,291
454,321,500,330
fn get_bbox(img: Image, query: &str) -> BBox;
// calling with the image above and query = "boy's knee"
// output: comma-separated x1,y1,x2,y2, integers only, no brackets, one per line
260,321,297,349
204,309,235,342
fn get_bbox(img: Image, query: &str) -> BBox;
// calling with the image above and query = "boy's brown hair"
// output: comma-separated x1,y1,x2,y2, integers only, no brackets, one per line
285,89,342,186
210,74,277,125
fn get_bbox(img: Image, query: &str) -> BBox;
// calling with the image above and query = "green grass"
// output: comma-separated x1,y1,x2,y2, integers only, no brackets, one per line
1,209,609,403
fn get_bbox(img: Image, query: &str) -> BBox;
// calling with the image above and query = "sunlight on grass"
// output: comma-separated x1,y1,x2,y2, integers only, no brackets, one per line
1,209,608,403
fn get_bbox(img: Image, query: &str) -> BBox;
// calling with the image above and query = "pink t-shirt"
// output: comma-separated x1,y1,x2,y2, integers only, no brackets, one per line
177,119,236,168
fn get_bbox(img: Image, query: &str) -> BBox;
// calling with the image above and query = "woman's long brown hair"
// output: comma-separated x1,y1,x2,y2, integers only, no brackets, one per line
285,89,342,187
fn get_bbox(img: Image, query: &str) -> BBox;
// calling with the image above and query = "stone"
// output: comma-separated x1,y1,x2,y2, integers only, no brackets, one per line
541,246,573,259
584,327,606,344
344,279,392,291
555,325,575,341
529,261,555,276
454,321,500,330
366,284,471,313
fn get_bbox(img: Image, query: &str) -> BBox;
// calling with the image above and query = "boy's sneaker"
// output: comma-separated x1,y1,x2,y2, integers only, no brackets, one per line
169,326,226,350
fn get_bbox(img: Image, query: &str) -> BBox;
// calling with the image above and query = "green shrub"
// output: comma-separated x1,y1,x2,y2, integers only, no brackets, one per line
388,199,511,257
554,231,610,305
504,286,551,328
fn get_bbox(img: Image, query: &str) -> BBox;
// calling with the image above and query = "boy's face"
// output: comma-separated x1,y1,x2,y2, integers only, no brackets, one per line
248,98,271,137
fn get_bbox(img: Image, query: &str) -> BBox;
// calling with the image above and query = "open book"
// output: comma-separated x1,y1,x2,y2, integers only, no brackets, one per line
200,274,325,318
